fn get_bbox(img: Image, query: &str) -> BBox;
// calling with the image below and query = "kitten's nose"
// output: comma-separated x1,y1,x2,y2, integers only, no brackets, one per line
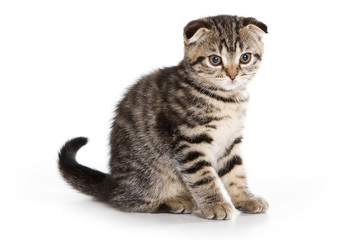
228,74,237,80
225,67,238,81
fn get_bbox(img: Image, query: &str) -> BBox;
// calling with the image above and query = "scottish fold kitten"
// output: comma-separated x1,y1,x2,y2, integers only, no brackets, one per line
59,15,268,220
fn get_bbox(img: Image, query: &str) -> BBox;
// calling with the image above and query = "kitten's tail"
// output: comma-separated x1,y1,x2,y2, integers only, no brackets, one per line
58,137,117,201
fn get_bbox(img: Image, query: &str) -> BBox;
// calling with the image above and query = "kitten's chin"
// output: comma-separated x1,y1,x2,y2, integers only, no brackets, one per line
219,79,247,91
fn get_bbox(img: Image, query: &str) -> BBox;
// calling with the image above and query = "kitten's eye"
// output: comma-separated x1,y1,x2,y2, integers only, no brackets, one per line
209,55,222,66
240,53,251,64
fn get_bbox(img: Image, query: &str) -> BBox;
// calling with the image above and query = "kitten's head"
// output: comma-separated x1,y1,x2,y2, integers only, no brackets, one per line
183,15,267,91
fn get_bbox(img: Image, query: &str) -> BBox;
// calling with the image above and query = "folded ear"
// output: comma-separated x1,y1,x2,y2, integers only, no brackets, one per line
242,17,268,36
183,19,212,44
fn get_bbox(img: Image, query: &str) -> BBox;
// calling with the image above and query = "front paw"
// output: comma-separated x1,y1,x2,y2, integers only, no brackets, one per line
199,202,233,220
235,197,268,214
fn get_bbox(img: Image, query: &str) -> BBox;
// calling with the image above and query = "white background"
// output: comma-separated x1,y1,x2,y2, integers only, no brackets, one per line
1,0,360,239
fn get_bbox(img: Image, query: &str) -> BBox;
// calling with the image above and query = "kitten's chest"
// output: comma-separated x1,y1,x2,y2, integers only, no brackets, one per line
208,103,247,162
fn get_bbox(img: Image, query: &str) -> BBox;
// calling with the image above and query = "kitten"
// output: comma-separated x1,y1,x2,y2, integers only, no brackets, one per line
58,15,268,220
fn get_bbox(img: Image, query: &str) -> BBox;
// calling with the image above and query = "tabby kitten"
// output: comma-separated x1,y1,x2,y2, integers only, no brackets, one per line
59,15,268,220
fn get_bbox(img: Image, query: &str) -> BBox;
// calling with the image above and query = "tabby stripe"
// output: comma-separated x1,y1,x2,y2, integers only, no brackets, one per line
181,76,226,92
182,160,211,174
205,194,221,204
201,170,211,176
205,124,217,129
191,176,215,187
187,95,215,109
236,175,246,180
175,144,190,152
209,18,221,33
192,115,224,125
182,121,197,129
235,20,240,35
181,151,205,163
239,42,244,52
190,56,205,66
183,78,238,103
178,133,213,144
230,22,237,52
221,136,243,158
221,38,230,52
218,155,242,177
254,54,262,61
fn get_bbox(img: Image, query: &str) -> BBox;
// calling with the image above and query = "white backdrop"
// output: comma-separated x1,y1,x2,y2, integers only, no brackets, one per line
1,0,360,239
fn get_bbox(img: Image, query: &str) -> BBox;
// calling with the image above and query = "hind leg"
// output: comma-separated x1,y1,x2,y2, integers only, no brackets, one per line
156,195,196,214
108,192,196,214
107,178,197,214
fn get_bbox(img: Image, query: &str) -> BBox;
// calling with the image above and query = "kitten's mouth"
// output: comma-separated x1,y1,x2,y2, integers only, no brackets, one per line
230,79,238,84
227,79,240,85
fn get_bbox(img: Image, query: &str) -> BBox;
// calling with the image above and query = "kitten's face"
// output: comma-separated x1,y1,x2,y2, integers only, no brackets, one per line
183,16,267,91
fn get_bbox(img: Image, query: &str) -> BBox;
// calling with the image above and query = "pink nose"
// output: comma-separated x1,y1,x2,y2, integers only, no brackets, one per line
225,67,238,81
228,74,237,80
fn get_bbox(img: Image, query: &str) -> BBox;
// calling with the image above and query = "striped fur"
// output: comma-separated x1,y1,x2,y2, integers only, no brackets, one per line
58,15,268,220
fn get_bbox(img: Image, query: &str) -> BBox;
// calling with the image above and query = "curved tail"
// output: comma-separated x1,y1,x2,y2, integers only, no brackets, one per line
58,137,117,201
